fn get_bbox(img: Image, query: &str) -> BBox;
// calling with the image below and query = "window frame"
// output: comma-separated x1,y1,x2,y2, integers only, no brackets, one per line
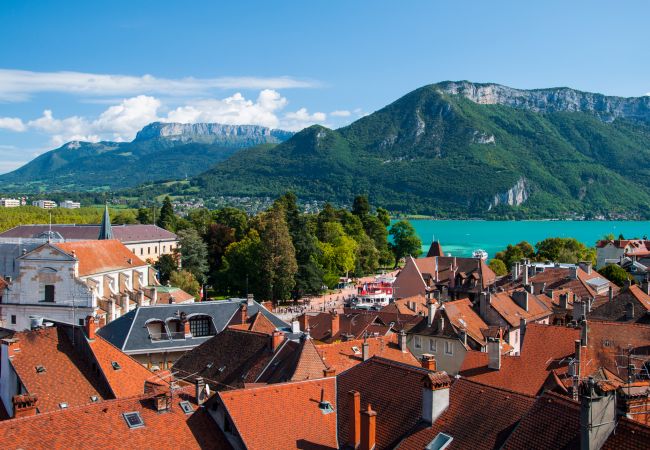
444,340,453,355
429,338,437,352
414,335,422,349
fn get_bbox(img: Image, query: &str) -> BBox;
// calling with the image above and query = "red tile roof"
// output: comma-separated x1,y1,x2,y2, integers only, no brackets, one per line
218,378,338,450
397,379,536,450
155,287,195,304
317,334,419,373
460,323,580,396
0,386,230,449
337,357,440,450
489,290,552,327
0,223,177,243
628,285,650,312
502,390,650,449
87,336,155,398
7,327,112,413
381,294,429,315
228,311,278,335
443,298,489,346
54,240,147,276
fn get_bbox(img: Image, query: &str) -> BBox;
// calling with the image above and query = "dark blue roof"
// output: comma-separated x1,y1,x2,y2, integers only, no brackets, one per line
97,299,289,353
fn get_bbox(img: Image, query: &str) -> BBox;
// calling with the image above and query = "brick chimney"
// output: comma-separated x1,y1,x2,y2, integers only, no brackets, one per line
360,404,377,450
299,313,309,332
348,390,361,449
398,330,407,353
3,338,20,359
330,311,340,338
85,315,98,340
487,337,501,370
271,330,284,352
323,367,336,377
239,304,248,325
421,372,451,424
421,354,436,371
12,394,38,418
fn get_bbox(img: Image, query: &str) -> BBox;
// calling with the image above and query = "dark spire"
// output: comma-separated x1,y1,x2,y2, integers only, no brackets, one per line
98,204,113,240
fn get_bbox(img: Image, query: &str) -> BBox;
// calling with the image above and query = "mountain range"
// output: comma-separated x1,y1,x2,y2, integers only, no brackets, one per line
4,81,650,218
0,122,293,192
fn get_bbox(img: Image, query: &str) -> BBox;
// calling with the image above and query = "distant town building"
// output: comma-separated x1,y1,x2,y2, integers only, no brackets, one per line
31,199,57,209
0,198,20,207
0,223,178,262
59,200,81,209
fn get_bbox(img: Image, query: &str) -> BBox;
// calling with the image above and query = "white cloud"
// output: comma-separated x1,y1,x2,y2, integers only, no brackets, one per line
0,116,26,131
0,69,319,101
282,108,327,131
94,95,161,141
165,90,287,128
330,110,351,117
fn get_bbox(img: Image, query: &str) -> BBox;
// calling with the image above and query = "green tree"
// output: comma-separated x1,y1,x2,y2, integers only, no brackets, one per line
154,254,178,285
352,195,370,218
354,233,380,275
258,205,298,301
535,237,595,265
376,207,391,227
389,220,422,262
204,223,236,285
598,264,632,287
488,259,508,276
213,207,249,240
187,208,214,236
157,196,176,231
169,270,200,298
494,241,536,268
363,215,391,267
136,207,153,224
176,228,209,285
218,230,264,298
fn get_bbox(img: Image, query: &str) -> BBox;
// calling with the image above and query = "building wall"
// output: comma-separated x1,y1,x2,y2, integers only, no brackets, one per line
597,244,624,268
0,344,21,417
129,349,189,370
406,334,467,375
126,240,178,263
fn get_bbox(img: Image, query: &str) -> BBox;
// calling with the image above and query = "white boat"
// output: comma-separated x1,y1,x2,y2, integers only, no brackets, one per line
353,280,394,310
472,249,488,260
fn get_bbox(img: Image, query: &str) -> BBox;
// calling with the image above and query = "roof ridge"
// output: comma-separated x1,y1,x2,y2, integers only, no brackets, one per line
455,377,537,398
219,375,334,396
364,356,430,374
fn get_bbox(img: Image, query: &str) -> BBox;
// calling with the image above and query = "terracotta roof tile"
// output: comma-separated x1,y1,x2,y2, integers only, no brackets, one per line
7,327,112,413
54,240,147,276
460,324,580,396
337,357,436,450
443,298,489,346
0,386,230,449
397,379,536,450
290,338,329,381
317,334,419,373
628,285,650,312
489,290,552,327
218,378,338,450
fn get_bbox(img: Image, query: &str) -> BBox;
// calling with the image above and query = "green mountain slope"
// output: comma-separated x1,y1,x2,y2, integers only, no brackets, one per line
0,122,293,192
187,83,650,217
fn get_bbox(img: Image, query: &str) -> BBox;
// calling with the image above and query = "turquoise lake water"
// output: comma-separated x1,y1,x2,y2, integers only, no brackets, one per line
399,220,650,259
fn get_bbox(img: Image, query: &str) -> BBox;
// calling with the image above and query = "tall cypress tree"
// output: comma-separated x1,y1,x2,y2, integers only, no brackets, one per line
157,196,176,231
259,204,298,301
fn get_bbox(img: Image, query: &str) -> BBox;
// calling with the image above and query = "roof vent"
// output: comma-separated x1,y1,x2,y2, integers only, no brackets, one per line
111,361,121,370
123,411,144,429
426,432,454,450
90,396,99,402
352,346,361,355
59,402,68,409
318,388,335,415
35,365,46,374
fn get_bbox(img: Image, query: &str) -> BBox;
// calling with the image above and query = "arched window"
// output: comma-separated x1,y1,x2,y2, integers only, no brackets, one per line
145,319,168,341
187,314,215,337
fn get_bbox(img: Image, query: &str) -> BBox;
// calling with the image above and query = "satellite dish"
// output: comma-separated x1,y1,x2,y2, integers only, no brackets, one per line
205,384,211,397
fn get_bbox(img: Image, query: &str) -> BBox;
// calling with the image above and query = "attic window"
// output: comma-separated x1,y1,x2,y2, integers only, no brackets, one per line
59,402,68,409
179,401,194,414
111,361,122,370
319,400,335,415
352,346,361,355
35,365,46,374
426,432,454,450
123,411,145,429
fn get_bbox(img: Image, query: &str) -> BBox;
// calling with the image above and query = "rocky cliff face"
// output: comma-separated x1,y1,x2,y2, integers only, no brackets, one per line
488,177,529,210
437,81,650,123
135,122,293,144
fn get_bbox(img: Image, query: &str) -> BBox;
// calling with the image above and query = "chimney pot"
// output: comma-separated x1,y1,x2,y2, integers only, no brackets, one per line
246,293,254,306
195,377,207,405
348,391,361,449
421,373,451,424
85,315,98,340
398,330,407,353
291,320,300,334
12,394,38,418
271,330,284,352
330,311,340,338
323,367,336,377
239,303,248,325
360,404,377,450
487,337,501,370
421,354,437,371
362,340,370,361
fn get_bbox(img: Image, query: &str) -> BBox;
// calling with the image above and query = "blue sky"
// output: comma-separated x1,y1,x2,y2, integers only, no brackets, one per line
0,0,648,173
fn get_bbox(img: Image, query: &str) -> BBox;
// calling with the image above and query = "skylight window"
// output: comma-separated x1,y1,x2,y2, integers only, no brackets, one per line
123,411,145,429
319,400,335,415
59,402,68,409
35,365,46,373
179,401,194,414
111,361,121,370
426,432,453,450
90,396,99,402
352,346,361,355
